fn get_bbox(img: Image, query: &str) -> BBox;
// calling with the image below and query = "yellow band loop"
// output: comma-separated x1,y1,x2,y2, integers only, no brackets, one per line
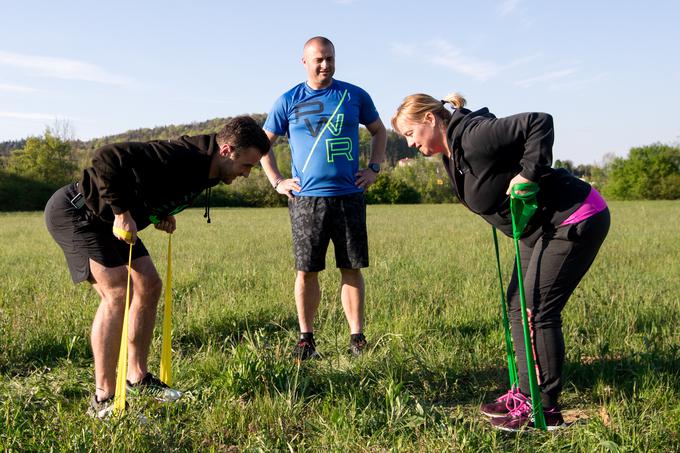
113,226,133,242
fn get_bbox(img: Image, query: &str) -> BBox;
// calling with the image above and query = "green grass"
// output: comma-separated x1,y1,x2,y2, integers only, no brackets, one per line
1,202,678,451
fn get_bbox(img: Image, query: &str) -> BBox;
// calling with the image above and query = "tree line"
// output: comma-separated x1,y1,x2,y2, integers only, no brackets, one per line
1,116,679,211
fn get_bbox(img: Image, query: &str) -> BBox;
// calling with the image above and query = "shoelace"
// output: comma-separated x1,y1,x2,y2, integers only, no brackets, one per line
505,390,533,417
494,388,519,404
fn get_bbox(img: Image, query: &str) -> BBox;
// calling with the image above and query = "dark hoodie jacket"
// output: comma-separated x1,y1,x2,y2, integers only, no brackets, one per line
79,134,220,230
443,107,591,239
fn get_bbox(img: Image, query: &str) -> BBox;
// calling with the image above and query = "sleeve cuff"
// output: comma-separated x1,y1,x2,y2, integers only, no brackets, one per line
110,204,129,215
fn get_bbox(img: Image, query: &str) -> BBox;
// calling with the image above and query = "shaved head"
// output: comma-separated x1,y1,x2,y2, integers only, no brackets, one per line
303,36,335,53
301,36,336,89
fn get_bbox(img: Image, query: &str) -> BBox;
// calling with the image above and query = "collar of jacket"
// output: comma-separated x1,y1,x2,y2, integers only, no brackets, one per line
446,107,495,171
177,133,220,156
445,107,494,151
175,133,220,223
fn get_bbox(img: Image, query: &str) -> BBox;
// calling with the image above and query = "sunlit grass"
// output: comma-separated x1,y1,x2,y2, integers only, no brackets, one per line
1,202,678,451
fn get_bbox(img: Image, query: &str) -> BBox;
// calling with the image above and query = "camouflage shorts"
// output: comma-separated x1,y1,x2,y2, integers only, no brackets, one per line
288,193,369,272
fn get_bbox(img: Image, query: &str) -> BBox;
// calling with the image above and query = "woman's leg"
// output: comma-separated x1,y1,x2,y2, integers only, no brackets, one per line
507,209,610,407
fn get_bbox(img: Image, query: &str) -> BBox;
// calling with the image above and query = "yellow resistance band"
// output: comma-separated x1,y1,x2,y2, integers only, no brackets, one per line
114,240,133,413
159,234,173,385
112,228,174,414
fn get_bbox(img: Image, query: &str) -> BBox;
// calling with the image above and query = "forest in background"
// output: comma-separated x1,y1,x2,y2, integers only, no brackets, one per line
1,115,678,211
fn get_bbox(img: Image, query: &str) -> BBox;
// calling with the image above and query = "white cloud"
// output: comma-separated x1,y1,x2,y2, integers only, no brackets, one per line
499,0,521,16
0,83,38,93
390,39,541,82
389,43,416,57
0,50,132,85
515,68,578,88
548,72,607,91
427,40,502,81
390,39,506,81
0,111,60,120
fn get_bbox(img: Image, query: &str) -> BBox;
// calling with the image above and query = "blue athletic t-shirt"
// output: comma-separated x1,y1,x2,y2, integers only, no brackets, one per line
264,79,379,197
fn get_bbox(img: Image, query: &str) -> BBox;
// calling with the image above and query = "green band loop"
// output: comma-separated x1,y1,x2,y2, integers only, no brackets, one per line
510,182,539,239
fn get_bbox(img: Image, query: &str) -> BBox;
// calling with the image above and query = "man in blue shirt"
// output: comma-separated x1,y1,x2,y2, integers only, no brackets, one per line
262,36,387,359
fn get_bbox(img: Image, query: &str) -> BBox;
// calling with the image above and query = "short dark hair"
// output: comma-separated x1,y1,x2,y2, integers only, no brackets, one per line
216,116,270,155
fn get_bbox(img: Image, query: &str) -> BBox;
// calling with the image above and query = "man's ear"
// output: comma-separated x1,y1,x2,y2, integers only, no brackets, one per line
219,143,233,156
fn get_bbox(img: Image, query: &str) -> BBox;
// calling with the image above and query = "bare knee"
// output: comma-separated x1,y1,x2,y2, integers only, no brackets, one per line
297,271,319,282
93,287,128,323
134,274,162,306
340,268,361,277
93,271,129,305
340,268,363,284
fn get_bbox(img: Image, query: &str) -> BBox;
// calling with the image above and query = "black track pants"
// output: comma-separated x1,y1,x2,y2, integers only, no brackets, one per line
507,208,610,408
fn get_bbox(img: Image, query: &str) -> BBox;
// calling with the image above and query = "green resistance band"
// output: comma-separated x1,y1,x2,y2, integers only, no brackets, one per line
492,227,519,389
509,182,546,430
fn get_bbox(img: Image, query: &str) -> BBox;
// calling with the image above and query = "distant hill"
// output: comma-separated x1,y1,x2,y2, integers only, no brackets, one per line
73,113,271,152
1,112,415,165
0,114,270,155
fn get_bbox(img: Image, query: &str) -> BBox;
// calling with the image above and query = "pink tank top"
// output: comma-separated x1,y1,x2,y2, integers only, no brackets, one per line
560,187,608,226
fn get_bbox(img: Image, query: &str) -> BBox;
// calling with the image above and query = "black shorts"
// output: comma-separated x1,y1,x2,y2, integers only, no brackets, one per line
44,183,150,283
288,193,368,272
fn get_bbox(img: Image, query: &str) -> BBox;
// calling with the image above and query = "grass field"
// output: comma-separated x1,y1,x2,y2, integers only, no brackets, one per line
1,202,679,451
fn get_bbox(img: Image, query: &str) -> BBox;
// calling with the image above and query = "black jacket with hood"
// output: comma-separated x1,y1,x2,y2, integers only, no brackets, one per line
79,134,220,230
443,107,591,239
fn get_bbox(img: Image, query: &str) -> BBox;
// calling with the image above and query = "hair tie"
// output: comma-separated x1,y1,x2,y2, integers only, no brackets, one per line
440,99,447,105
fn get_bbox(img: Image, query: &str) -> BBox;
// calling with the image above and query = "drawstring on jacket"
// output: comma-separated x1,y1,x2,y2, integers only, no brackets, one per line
203,187,212,223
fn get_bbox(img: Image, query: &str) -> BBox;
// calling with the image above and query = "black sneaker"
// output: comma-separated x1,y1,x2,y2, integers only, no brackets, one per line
293,338,320,361
126,372,183,402
348,333,368,357
489,405,566,432
87,394,116,419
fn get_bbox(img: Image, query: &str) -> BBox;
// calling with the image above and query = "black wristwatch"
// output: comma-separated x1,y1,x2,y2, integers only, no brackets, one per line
368,163,381,173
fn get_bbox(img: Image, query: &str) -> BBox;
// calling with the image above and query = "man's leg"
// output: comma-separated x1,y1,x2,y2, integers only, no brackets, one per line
289,196,328,336
295,270,320,333
339,268,364,335
89,259,129,402
331,193,368,351
126,256,162,384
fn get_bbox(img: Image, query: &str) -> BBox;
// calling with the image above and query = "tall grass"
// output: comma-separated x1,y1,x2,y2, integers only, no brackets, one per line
1,202,678,451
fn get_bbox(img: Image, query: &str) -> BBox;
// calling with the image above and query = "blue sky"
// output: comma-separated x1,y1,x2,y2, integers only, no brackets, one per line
1,0,678,164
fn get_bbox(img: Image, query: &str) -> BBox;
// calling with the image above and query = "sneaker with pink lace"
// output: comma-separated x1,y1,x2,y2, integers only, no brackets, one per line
489,405,566,432
479,388,531,418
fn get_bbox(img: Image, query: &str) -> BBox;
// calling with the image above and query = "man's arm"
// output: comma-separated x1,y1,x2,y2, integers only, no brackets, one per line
355,118,387,189
92,144,140,243
260,130,301,199
113,211,138,244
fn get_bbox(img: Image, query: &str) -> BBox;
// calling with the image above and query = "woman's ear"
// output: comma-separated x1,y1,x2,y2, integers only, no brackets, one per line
424,111,437,127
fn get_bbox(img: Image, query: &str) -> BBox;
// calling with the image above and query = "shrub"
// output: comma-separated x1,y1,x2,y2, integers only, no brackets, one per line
366,173,421,204
602,143,680,200
0,170,59,211
390,157,456,204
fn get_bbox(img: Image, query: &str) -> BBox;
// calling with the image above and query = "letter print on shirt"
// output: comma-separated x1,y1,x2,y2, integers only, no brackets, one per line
301,89,349,173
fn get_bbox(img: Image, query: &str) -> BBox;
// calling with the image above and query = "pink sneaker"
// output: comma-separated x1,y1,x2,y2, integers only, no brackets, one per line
480,388,531,418
490,406,566,432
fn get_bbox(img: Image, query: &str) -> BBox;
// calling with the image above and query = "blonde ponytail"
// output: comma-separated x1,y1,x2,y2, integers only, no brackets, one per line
392,92,467,133
442,92,466,109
